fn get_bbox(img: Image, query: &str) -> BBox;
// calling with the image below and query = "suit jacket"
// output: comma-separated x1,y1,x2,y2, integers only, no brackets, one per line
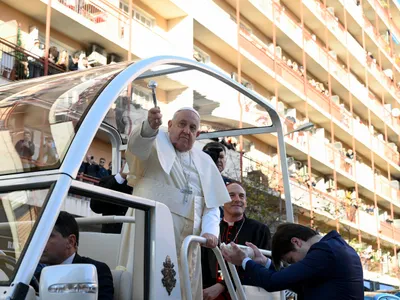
35,254,114,300
73,254,114,300
90,175,133,233
244,230,364,300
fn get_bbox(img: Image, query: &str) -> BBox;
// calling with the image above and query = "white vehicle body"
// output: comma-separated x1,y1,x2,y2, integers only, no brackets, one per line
0,56,292,299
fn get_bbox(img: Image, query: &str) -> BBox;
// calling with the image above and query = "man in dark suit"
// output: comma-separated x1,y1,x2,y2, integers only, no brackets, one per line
202,182,271,300
222,223,364,300
90,165,133,233
36,211,114,300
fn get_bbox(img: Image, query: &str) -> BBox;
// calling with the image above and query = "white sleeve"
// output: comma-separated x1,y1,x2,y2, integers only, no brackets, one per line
141,119,158,137
126,120,157,161
114,173,125,184
200,207,220,237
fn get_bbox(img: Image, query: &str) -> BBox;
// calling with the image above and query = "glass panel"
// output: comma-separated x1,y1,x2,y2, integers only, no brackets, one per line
0,187,50,285
103,66,273,140
0,63,129,176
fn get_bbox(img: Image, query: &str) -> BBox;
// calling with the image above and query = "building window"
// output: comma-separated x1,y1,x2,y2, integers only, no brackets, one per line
193,46,210,63
119,1,155,28
132,85,152,106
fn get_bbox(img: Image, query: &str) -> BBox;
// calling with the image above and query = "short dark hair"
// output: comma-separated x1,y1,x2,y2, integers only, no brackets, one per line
54,211,79,246
271,223,318,269
202,142,226,153
100,157,106,162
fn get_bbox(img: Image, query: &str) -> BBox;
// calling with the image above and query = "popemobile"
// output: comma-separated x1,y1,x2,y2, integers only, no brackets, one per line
0,56,293,300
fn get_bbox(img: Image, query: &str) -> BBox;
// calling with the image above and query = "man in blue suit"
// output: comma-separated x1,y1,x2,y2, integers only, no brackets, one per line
222,223,364,300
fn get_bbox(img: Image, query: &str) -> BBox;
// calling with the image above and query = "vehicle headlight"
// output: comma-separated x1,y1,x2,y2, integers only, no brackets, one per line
48,283,97,293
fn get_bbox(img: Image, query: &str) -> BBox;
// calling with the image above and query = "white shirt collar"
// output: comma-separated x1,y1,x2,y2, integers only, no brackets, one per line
62,253,76,265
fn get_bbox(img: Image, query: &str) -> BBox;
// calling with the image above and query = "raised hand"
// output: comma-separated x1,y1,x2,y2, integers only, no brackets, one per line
148,107,162,130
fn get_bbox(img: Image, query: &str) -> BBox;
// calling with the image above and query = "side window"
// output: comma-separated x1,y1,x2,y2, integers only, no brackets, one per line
0,187,50,284
42,188,148,299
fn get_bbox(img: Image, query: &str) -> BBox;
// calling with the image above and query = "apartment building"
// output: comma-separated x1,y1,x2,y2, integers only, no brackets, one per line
1,0,400,289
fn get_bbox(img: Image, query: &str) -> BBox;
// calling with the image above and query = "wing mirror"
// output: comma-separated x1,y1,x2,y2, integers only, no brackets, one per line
40,264,98,300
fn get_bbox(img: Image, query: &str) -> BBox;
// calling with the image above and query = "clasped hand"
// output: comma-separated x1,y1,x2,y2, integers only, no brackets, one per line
221,242,269,267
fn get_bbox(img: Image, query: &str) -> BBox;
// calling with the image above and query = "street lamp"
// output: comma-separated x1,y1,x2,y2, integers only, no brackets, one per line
284,122,314,136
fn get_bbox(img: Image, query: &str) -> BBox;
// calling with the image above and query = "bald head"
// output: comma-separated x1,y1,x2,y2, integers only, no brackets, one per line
224,183,247,221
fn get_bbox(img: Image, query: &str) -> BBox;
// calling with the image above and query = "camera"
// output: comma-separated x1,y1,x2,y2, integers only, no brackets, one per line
203,147,223,165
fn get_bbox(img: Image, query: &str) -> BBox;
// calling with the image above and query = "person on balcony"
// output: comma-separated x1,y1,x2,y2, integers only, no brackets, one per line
57,50,70,71
69,52,80,71
222,223,364,300
28,39,44,78
97,158,109,178
15,130,35,168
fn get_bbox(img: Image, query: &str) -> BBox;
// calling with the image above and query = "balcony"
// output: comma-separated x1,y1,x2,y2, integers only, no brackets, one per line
2,0,173,60
294,0,400,106
0,38,65,83
237,18,400,174
246,0,400,140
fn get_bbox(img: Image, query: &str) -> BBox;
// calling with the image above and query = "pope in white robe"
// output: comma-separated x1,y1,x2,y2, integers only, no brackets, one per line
120,107,231,299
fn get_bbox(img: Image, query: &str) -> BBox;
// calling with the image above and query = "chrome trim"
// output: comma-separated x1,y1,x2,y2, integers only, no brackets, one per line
59,55,292,221
180,235,238,300
11,174,72,289
70,180,156,208
197,126,276,140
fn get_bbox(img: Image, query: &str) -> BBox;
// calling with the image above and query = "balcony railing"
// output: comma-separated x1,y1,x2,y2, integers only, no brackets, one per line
57,0,108,24
0,38,65,82
238,12,400,168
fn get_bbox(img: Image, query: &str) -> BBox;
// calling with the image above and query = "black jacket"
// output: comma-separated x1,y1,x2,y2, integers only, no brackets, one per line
72,254,114,300
90,175,133,233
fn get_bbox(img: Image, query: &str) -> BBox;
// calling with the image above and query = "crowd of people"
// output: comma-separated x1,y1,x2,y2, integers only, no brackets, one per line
78,154,112,179
26,39,92,78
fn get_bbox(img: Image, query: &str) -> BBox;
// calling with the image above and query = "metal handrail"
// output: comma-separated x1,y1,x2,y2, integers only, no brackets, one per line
227,262,247,300
234,245,286,300
180,235,238,300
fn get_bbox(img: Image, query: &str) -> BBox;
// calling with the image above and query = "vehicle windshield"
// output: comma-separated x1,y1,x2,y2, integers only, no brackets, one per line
0,63,130,176
0,187,50,285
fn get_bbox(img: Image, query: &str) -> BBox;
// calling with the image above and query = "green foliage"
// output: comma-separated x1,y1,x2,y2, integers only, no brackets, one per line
15,27,24,62
241,176,285,234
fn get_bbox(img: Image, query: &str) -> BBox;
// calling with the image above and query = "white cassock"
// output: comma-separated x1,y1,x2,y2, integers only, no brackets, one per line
119,120,230,299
